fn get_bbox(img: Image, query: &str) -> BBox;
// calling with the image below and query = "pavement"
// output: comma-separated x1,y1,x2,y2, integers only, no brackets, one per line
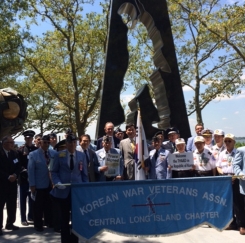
2,204,245,243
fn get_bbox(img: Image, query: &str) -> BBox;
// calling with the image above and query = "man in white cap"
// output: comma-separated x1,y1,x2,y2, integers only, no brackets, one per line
212,129,226,161
193,136,216,176
217,134,245,233
233,136,245,235
170,138,194,178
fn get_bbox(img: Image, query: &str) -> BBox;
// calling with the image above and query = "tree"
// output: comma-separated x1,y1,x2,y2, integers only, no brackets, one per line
191,2,245,63
18,0,106,135
0,1,27,83
167,0,245,124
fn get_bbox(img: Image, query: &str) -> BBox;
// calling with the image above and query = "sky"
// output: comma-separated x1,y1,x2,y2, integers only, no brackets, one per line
14,0,245,141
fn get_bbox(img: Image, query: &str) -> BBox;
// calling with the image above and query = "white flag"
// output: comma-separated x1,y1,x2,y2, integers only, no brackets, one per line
135,110,149,180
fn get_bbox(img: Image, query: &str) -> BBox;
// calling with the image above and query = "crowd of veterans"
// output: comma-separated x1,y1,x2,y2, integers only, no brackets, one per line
1,122,245,242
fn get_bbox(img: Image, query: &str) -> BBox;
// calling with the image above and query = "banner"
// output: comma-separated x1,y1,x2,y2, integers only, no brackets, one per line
168,152,194,170
71,177,232,241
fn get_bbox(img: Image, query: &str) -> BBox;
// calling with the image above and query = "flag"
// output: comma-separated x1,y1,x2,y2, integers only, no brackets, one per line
135,109,149,180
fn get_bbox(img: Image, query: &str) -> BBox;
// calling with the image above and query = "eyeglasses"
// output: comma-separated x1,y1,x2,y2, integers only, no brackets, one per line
224,140,232,143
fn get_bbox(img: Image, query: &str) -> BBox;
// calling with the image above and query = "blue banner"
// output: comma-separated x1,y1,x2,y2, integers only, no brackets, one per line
71,177,232,241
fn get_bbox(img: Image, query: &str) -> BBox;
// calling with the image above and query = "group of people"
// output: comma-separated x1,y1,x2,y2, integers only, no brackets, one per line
1,121,245,242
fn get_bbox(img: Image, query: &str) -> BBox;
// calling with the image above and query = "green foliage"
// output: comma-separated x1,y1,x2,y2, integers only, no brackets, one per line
17,0,105,135
235,142,245,149
0,0,26,82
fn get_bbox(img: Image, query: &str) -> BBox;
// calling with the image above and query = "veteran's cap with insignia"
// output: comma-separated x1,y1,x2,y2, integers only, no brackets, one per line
166,127,179,135
213,129,224,136
175,138,186,145
201,129,213,136
66,133,77,142
41,135,50,141
102,135,111,143
22,130,35,138
54,139,66,151
194,136,205,143
224,133,235,141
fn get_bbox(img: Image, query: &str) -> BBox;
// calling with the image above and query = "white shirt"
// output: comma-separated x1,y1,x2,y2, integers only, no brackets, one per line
211,144,226,161
193,148,216,171
216,148,236,174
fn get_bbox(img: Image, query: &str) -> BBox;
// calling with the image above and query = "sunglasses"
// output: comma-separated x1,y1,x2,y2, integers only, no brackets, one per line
224,140,232,143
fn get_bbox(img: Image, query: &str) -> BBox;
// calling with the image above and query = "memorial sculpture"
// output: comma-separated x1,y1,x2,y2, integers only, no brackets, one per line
96,0,191,140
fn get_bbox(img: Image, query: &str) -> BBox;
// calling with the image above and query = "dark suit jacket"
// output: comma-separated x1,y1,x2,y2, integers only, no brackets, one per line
87,148,101,182
76,146,101,182
0,147,20,194
96,136,120,151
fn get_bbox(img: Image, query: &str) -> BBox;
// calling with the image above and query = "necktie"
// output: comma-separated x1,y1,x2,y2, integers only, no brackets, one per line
131,139,135,153
154,150,158,160
44,151,50,165
70,154,74,170
84,150,90,164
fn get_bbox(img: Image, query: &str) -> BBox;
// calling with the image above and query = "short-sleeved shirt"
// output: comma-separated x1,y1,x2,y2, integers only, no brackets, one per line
211,144,226,162
216,149,236,174
193,148,216,171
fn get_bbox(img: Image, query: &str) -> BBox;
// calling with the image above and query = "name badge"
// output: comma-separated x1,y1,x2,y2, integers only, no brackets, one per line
13,158,19,164
79,161,83,171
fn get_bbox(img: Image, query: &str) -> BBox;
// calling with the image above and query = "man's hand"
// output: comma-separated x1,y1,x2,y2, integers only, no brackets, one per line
30,186,36,194
100,166,108,172
8,174,17,182
56,182,66,189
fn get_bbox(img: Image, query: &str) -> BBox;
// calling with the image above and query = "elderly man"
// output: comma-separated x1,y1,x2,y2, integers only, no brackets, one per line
193,136,216,176
28,135,56,232
0,136,20,235
77,134,101,182
217,134,245,233
50,134,88,243
163,127,179,153
18,130,38,226
96,135,123,181
120,123,137,180
233,136,245,235
186,123,204,152
148,136,169,179
96,122,120,150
